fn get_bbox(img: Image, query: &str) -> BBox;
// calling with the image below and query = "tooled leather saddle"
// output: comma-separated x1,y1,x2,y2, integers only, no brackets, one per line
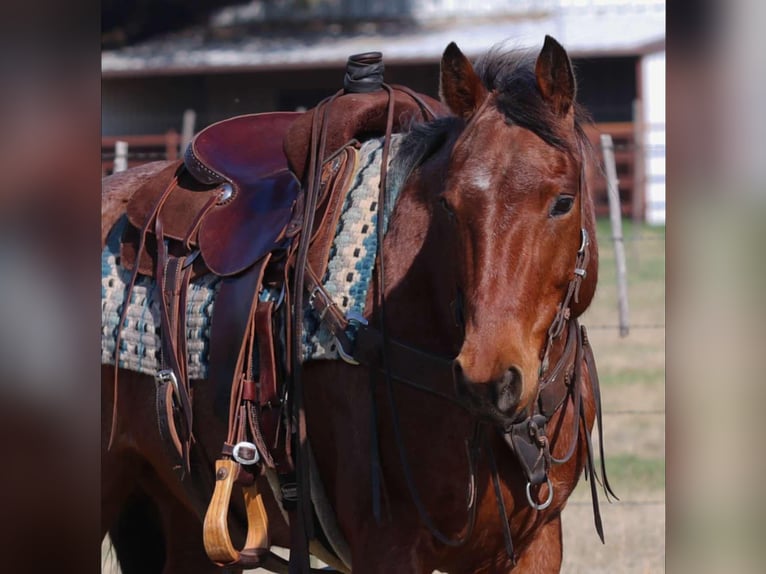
109,52,443,573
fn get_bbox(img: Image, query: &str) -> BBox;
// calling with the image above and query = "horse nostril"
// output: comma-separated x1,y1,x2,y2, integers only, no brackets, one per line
493,367,522,413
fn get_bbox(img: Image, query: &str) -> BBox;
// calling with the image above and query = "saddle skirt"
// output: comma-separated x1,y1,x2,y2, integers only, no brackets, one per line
101,135,404,378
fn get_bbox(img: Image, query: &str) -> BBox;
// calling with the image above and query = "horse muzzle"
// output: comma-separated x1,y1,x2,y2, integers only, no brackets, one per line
452,361,526,428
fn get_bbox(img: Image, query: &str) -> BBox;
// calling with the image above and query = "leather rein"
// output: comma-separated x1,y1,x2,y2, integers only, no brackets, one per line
300,101,617,563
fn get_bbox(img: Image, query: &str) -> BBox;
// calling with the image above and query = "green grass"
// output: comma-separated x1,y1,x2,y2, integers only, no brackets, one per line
601,454,666,493
581,219,665,395
600,367,666,387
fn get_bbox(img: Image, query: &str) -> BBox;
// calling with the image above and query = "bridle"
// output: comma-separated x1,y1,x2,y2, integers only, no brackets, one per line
300,98,616,562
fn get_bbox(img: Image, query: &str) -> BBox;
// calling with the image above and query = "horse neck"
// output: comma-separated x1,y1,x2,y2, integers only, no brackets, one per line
376,154,463,360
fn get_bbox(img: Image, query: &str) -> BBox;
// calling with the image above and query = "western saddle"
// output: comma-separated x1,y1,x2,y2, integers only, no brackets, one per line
110,53,443,572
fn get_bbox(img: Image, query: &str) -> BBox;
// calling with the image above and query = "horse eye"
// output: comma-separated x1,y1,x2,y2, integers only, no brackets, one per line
550,195,574,217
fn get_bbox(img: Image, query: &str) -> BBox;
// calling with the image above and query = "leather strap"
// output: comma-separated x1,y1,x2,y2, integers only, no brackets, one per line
255,300,278,408
154,211,195,473
155,379,184,469
108,172,181,451
487,436,516,565
248,299,278,468
582,326,617,502
209,256,269,422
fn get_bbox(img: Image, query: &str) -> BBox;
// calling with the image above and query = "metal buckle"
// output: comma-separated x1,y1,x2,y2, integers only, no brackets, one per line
259,283,286,309
578,228,588,254
232,441,260,465
308,285,333,320
155,369,179,399
280,482,297,502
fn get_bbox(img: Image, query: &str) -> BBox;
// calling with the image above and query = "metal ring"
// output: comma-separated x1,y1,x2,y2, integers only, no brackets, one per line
526,477,554,510
232,441,260,465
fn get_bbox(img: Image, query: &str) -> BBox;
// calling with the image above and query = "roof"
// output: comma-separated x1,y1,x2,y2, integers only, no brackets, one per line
102,4,665,77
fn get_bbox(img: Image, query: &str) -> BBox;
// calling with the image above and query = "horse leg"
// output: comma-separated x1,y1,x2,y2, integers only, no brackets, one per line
108,487,166,574
512,514,562,573
137,469,229,574
101,444,141,538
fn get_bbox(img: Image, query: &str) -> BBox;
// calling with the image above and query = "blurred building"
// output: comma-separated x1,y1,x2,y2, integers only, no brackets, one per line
102,0,665,223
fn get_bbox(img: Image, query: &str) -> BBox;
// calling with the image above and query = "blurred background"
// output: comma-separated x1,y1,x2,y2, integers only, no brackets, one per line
100,2,666,573
100,0,667,230
5,0,766,572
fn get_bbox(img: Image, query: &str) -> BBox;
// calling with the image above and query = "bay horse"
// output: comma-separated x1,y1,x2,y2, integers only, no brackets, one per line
102,36,613,573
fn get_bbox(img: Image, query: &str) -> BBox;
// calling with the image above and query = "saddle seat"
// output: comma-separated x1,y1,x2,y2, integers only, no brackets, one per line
123,112,302,277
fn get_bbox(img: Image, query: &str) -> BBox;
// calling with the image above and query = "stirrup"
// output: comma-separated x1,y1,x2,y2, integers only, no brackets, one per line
203,458,270,568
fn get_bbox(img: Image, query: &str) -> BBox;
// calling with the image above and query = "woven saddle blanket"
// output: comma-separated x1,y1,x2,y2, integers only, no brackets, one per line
101,135,402,379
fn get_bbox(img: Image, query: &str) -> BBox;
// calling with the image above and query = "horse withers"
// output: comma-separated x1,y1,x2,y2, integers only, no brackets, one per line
102,35,613,573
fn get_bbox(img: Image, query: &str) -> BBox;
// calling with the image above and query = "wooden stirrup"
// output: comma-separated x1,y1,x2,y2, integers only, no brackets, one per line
203,458,270,568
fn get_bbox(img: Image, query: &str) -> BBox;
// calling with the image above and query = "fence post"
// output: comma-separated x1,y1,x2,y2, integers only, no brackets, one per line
631,99,645,229
181,109,196,154
601,134,630,337
113,140,128,173
165,129,180,160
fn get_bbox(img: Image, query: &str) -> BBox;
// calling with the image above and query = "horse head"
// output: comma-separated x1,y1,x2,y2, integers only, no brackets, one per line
435,37,599,428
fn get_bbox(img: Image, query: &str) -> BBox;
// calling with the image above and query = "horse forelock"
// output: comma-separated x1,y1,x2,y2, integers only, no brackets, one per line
473,45,592,158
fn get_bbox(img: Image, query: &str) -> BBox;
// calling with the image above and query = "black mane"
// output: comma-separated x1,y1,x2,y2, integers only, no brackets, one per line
474,45,591,151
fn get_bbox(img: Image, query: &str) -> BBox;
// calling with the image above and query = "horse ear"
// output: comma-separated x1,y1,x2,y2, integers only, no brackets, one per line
440,42,488,119
535,35,576,116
